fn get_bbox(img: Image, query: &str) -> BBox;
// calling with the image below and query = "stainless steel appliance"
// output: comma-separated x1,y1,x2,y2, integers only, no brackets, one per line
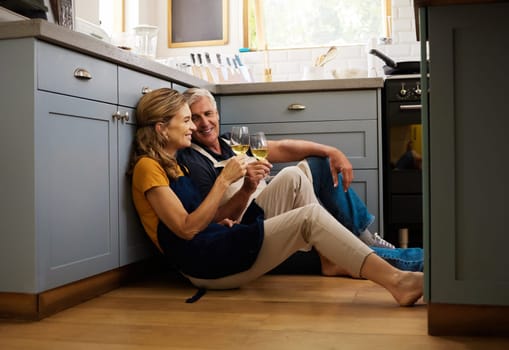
382,74,423,247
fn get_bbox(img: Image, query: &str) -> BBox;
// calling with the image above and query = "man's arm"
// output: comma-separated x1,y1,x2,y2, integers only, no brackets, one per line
266,139,353,191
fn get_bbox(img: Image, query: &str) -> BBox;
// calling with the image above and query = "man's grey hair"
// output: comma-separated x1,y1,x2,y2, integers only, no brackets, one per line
183,88,217,110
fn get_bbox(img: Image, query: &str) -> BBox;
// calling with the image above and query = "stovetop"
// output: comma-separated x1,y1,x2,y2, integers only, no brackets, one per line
383,74,422,102
384,73,421,81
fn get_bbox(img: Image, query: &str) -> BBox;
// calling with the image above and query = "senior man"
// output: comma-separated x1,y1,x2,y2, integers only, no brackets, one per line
176,88,422,276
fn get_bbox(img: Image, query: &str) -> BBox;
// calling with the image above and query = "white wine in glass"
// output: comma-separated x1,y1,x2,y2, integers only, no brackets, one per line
250,131,269,160
230,126,250,155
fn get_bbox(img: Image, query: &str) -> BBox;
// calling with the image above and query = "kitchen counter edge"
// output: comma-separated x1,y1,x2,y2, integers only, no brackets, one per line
0,19,383,95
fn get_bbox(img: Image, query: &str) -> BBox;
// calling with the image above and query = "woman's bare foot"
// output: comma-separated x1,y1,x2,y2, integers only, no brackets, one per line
389,271,424,306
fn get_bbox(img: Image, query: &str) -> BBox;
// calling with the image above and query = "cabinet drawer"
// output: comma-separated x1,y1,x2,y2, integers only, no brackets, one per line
218,90,378,124
222,120,378,169
118,67,172,108
37,41,117,104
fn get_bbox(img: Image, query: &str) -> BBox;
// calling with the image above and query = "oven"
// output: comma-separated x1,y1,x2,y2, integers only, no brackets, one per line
382,75,423,248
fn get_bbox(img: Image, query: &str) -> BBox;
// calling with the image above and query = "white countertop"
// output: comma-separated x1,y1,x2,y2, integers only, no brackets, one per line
0,19,384,95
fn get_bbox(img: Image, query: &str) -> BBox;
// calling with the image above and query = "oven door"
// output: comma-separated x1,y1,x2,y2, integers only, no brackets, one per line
383,81,424,247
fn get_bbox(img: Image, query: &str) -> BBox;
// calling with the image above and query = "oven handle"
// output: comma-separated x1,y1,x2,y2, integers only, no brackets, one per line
400,104,422,110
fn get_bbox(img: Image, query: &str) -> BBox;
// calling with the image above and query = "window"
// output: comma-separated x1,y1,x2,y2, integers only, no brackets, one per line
244,0,391,50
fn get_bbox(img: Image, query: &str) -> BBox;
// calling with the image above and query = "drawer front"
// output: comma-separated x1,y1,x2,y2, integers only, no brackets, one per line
118,67,172,108
37,41,117,104
218,90,378,124
221,120,378,169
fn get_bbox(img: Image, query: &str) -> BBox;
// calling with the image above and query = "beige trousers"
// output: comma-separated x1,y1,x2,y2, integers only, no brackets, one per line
187,166,373,289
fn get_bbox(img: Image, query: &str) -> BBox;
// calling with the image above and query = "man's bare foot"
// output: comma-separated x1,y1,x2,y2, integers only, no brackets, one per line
389,271,424,306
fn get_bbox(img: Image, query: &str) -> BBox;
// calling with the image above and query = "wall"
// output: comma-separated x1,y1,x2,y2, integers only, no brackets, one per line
138,0,420,82
74,0,99,25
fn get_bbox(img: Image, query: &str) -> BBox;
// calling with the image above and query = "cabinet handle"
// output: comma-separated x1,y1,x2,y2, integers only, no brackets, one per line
73,68,92,80
112,111,130,122
112,111,122,121
400,104,422,111
288,103,306,111
141,86,152,94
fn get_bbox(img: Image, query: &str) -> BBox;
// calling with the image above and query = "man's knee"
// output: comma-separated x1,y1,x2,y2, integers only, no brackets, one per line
278,166,307,183
281,166,317,192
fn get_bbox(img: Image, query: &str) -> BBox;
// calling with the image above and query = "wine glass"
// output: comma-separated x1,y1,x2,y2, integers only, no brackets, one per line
230,126,250,155
250,131,273,181
249,131,269,160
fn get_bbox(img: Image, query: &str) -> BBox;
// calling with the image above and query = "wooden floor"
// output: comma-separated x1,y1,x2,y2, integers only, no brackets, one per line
1,271,508,350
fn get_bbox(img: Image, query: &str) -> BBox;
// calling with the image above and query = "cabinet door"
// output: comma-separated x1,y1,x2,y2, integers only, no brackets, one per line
35,91,119,291
427,4,509,305
117,107,155,265
172,82,190,93
118,67,171,108
350,170,379,234
220,121,379,232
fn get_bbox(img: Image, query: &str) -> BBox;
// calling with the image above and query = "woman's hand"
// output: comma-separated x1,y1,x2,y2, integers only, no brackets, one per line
220,155,248,185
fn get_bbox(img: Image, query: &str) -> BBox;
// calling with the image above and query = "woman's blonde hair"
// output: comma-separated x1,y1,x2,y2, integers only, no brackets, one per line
127,88,187,180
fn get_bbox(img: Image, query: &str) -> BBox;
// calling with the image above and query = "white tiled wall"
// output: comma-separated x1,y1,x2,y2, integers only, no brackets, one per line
241,0,420,82
158,0,420,82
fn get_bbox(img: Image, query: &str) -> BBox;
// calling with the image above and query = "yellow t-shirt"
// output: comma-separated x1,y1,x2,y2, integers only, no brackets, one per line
131,157,184,252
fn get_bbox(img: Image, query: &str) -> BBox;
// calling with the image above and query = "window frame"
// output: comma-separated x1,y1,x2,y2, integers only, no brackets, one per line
243,0,392,50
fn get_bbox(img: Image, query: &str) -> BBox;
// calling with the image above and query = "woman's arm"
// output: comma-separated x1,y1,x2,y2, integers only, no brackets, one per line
213,160,271,222
146,157,247,240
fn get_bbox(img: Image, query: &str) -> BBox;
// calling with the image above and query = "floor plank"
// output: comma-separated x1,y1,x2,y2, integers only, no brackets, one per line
1,273,508,349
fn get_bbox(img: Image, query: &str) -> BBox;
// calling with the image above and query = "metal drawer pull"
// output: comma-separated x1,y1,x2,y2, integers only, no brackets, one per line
400,104,422,111
288,103,306,111
112,111,122,120
112,111,130,122
73,68,92,80
141,86,152,94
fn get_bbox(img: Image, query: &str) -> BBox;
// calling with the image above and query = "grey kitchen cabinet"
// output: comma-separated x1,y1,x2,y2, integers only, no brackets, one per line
0,38,167,293
218,90,382,233
35,91,120,291
116,67,171,266
418,0,509,335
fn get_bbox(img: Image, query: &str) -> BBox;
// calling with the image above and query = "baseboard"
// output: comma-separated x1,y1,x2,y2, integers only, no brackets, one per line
0,260,155,321
428,302,509,336
0,292,38,320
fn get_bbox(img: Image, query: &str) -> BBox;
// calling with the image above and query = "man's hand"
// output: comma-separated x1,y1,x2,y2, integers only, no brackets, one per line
218,218,236,227
328,149,353,191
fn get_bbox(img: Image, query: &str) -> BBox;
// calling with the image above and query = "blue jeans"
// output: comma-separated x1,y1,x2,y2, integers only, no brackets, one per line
306,156,375,236
372,247,424,272
306,156,423,272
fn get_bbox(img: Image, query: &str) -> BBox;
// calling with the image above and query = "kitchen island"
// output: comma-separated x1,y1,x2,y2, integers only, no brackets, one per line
415,0,509,336
0,19,383,319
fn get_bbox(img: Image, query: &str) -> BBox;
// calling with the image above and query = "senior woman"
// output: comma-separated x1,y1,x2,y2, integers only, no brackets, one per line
128,88,423,306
